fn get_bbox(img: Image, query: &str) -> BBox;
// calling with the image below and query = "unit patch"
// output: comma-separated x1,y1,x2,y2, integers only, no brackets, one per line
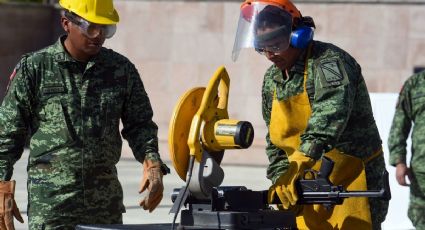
6,62,22,93
318,59,349,87
321,61,342,82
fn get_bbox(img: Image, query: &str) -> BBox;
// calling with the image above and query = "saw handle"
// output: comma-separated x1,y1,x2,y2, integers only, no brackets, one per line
187,66,230,161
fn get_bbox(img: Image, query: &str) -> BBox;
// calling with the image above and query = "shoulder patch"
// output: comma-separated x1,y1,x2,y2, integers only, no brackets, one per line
9,62,21,81
320,61,343,82
9,69,17,82
6,62,22,93
317,59,349,87
6,69,17,94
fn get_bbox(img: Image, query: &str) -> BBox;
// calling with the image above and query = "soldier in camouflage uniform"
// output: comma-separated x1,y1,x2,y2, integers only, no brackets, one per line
388,70,425,230
0,0,168,229
233,0,388,229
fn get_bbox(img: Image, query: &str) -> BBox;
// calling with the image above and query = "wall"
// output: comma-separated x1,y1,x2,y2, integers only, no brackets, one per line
0,3,62,100
102,1,425,165
1,0,424,165
2,1,425,144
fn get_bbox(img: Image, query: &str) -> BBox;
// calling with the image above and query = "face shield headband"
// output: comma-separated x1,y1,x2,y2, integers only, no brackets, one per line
64,11,117,39
232,3,293,61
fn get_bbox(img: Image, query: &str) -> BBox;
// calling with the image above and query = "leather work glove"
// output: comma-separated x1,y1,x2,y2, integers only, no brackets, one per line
0,180,24,230
268,151,315,209
138,160,164,212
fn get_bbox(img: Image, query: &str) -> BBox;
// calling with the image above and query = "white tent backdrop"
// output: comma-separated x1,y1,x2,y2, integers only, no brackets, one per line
371,93,414,230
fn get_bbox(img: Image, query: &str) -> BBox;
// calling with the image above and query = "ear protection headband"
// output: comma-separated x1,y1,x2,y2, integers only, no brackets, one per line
290,16,315,49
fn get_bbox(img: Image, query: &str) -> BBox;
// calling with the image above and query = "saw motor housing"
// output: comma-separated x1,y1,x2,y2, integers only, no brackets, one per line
203,119,254,152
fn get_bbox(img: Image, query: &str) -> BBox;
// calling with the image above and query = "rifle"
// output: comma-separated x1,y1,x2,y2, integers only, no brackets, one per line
272,156,392,208
173,156,391,208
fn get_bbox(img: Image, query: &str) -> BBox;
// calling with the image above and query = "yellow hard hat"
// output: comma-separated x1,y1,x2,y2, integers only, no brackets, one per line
59,0,119,25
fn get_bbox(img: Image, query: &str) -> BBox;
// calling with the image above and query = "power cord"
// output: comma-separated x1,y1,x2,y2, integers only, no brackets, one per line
171,155,195,230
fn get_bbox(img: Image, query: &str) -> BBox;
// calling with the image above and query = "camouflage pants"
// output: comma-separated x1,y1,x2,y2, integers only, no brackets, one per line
29,209,123,230
27,168,126,230
365,155,389,230
408,170,425,230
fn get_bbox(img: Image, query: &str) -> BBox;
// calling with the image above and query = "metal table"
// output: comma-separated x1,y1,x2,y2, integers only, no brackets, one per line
76,224,172,230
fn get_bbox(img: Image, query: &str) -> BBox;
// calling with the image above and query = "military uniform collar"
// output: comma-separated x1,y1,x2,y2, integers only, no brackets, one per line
52,35,107,67
272,48,308,84
50,35,76,63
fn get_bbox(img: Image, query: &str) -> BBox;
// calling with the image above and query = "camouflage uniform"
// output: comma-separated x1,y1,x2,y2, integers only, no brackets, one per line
262,40,389,230
388,71,425,230
0,36,165,229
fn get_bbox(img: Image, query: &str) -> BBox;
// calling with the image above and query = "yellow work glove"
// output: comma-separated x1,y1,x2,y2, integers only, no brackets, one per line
268,151,315,209
138,160,164,212
0,180,24,230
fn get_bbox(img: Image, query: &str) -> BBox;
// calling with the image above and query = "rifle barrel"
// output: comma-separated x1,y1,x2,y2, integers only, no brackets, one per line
302,189,385,199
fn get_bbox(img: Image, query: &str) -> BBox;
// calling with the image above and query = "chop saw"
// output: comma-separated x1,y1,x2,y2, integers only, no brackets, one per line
168,66,297,230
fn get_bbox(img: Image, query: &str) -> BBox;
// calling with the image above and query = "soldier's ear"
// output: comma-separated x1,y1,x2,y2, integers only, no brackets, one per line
61,16,71,33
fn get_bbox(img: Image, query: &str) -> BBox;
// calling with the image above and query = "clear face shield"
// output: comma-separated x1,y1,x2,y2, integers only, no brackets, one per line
232,3,293,61
65,11,117,39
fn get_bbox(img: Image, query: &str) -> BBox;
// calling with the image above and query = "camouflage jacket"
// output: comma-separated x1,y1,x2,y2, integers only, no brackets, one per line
388,71,425,173
262,40,382,183
0,36,163,215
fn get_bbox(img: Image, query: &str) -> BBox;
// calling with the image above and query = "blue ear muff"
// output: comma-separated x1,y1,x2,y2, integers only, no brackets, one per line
290,26,314,49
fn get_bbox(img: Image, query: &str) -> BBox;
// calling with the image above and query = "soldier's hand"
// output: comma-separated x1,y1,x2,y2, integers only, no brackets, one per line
0,180,24,230
138,160,164,212
268,151,315,209
396,163,411,186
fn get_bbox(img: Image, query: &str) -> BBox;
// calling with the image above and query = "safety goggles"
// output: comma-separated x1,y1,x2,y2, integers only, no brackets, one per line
255,45,286,55
255,45,286,56
65,11,117,39
254,25,291,55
